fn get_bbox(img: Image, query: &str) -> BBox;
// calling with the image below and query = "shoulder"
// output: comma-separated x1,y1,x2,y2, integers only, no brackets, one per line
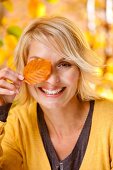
95,99,113,109
3,101,38,142
9,101,37,119
93,99,113,128
94,99,113,117
6,101,37,131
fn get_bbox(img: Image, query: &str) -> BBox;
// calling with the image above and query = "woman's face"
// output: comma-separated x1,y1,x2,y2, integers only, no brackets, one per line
27,40,80,109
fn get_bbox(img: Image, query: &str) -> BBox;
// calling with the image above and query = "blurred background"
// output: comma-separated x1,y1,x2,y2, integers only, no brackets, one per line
0,0,113,100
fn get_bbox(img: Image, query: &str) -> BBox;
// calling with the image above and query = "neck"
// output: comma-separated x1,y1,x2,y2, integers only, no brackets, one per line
40,97,90,138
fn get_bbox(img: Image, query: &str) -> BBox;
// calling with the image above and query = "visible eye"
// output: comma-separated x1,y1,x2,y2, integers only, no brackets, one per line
57,62,72,69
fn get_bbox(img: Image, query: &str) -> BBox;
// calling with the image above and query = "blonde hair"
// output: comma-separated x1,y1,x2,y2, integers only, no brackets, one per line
14,16,102,105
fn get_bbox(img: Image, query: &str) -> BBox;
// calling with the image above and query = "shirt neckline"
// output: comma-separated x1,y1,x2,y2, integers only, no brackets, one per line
37,100,94,170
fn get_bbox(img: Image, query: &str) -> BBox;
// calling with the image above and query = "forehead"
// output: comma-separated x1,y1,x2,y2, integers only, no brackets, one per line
28,40,64,62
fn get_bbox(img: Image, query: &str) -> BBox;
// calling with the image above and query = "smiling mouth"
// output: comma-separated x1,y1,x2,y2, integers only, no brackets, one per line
38,87,66,95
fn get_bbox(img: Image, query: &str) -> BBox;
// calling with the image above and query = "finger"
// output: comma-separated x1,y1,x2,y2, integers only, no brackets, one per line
0,79,19,91
0,67,24,84
0,87,16,95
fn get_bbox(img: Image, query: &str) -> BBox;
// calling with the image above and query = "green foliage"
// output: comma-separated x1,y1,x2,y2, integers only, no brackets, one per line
0,39,3,47
7,25,22,39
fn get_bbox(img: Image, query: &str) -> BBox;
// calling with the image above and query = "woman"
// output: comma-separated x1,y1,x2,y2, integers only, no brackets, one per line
0,16,113,170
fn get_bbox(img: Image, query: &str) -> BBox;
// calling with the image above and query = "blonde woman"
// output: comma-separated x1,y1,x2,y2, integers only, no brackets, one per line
0,16,113,170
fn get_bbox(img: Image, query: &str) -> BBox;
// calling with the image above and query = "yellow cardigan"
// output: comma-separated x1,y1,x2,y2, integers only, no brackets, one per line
0,100,113,170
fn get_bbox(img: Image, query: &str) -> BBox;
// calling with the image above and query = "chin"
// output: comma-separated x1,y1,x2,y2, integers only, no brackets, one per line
39,100,65,109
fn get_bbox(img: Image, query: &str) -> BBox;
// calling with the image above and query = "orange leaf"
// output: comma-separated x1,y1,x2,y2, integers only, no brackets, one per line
23,58,52,85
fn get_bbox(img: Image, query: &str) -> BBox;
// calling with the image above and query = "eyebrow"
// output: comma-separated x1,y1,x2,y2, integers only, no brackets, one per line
56,58,69,63
28,56,68,63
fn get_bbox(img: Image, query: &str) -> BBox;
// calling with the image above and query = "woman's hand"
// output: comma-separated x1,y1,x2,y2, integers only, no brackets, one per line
0,67,24,105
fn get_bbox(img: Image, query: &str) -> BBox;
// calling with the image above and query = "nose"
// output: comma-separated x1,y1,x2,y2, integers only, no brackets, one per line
46,68,60,84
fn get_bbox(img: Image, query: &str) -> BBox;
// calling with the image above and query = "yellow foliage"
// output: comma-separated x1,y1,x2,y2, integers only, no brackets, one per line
1,16,8,26
0,34,17,68
47,0,59,3
0,48,8,65
84,31,106,49
106,58,113,73
104,72,113,82
106,66,113,73
36,2,46,17
28,0,46,17
2,0,13,12
7,55,16,71
0,48,15,70
92,32,106,49
4,34,17,49
84,31,92,44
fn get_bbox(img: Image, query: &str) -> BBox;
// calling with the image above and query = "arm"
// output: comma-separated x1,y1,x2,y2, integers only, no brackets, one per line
0,67,24,169
0,66,24,122
0,121,5,157
0,113,23,170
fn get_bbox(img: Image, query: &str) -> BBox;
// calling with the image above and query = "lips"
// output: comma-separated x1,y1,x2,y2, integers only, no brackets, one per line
38,87,66,95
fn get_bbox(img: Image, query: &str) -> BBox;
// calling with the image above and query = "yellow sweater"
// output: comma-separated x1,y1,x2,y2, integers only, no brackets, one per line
0,100,113,170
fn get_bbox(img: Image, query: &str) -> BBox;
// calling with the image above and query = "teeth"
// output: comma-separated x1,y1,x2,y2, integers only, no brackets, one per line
41,88,64,95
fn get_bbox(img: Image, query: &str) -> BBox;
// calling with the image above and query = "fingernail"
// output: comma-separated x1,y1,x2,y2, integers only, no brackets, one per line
18,75,24,80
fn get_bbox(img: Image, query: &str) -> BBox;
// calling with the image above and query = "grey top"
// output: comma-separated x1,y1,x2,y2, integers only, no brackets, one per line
0,103,12,122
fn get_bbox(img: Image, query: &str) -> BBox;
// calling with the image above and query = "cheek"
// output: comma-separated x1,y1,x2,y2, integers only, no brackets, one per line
69,72,79,82
61,68,80,84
